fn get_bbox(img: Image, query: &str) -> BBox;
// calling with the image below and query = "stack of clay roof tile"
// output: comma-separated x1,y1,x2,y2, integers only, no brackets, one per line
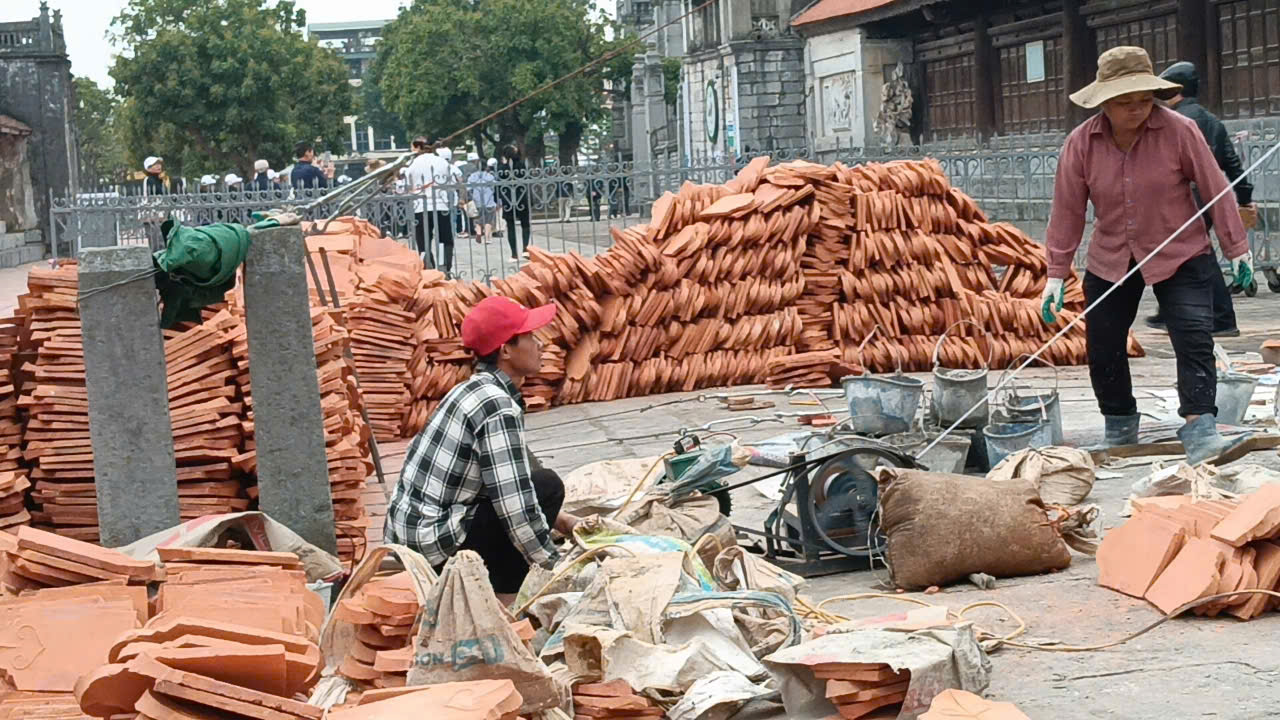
1098,486,1280,620
228,306,373,568
162,310,250,521
17,266,95,539
332,571,419,690
0,315,27,531
572,680,665,719
327,679,524,719
0,526,158,593
807,662,911,719
76,612,323,720
152,546,323,639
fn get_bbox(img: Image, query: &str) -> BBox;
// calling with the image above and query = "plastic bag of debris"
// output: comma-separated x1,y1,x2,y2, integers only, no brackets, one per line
411,550,570,714
618,493,737,568
763,625,991,720
314,543,438,706
986,446,1096,505
561,456,667,516
878,468,1072,590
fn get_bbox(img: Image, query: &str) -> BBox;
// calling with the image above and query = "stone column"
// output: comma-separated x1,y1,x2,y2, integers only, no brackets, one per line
79,245,180,547
242,226,338,554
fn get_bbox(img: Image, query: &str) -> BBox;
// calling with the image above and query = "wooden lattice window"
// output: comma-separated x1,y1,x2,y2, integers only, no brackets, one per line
924,55,977,139
1218,0,1280,119
998,38,1067,134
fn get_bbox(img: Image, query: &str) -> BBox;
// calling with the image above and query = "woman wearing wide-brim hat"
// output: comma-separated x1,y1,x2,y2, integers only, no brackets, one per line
1041,45,1254,464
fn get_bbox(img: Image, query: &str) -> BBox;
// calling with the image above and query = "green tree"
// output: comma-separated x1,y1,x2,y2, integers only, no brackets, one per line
374,0,622,166
109,0,353,179
72,77,129,185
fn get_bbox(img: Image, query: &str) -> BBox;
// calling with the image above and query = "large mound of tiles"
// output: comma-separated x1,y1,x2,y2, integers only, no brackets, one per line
308,156,1138,440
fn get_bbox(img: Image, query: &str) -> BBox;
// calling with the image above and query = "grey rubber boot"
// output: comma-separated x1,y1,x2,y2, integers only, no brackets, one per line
1103,414,1140,447
1177,414,1252,466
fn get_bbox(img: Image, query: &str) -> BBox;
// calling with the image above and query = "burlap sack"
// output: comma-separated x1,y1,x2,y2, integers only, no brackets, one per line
878,468,1072,590
987,447,1096,506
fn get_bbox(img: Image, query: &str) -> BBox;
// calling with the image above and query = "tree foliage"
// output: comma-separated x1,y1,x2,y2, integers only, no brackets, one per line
73,77,129,184
109,0,353,178
373,0,626,165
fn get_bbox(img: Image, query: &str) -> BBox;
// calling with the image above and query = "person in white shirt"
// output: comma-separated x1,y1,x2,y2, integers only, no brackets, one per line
404,136,457,274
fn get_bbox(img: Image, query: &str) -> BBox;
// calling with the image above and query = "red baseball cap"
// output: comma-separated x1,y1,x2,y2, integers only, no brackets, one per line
462,296,556,356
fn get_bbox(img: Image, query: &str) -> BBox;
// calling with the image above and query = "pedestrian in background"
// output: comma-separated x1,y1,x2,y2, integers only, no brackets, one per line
468,158,499,245
142,156,167,197
405,136,457,274
251,159,272,191
291,141,330,190
1144,60,1258,337
588,173,605,222
556,179,574,222
497,145,532,260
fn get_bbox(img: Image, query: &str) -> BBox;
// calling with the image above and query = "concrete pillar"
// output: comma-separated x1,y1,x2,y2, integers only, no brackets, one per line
79,245,180,547
241,226,338,554
1062,0,1094,129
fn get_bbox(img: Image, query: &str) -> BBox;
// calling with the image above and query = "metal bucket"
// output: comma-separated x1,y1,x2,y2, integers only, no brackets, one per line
1217,371,1259,426
881,430,972,473
930,321,991,429
983,419,1053,467
841,371,925,437
997,356,1063,446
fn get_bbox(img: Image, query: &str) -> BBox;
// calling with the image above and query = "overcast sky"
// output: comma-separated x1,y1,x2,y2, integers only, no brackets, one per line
8,0,411,89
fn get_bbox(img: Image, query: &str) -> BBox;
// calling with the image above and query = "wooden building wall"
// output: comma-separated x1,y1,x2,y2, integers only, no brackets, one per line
885,0,1280,140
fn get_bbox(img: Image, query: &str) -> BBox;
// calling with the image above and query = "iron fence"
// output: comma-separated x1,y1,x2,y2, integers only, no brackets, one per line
49,138,1280,289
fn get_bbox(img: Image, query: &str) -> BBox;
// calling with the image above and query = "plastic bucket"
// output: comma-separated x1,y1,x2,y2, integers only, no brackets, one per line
1217,371,1258,426
996,355,1063,445
841,372,925,437
983,420,1053,467
931,321,992,429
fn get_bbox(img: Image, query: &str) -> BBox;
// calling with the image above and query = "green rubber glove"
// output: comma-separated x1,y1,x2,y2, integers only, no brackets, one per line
1040,278,1065,325
1232,251,1254,290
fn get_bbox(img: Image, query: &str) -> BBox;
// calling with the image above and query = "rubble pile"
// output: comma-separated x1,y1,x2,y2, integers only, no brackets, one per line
1098,487,1280,619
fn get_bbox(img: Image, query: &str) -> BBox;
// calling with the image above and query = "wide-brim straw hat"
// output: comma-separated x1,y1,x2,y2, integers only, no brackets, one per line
1069,46,1182,109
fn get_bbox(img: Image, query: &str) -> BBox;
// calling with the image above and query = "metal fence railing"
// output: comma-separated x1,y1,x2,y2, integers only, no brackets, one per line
50,139,1280,290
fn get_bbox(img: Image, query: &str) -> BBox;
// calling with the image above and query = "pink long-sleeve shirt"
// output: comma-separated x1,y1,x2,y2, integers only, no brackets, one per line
1045,104,1248,284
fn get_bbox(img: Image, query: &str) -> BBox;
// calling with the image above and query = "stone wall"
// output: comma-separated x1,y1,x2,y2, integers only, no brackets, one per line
803,28,913,152
682,38,807,158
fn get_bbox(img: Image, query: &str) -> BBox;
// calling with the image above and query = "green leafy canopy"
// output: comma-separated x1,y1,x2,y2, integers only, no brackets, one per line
109,0,354,178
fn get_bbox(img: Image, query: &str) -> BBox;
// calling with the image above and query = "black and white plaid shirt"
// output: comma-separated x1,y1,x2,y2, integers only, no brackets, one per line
383,364,558,569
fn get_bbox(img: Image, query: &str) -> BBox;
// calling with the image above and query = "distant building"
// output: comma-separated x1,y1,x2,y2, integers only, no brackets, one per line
309,20,389,87
0,1,75,264
308,19,404,166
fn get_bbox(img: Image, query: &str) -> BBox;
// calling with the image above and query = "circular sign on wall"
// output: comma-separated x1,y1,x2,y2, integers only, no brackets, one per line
704,79,720,145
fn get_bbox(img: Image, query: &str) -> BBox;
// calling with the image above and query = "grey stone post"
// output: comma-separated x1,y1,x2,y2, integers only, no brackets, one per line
242,225,338,554
79,245,180,546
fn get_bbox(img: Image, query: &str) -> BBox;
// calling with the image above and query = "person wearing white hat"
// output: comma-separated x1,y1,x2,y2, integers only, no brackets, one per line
199,174,217,190
224,173,243,192
1042,45,1253,464
252,160,272,191
142,156,167,197
437,147,466,237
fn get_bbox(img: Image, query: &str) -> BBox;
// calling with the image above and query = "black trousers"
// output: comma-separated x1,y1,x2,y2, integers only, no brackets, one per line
437,469,565,594
503,203,532,258
415,210,454,274
1150,258,1237,331
1085,253,1218,419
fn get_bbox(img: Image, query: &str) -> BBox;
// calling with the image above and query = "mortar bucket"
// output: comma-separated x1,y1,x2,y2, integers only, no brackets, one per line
1217,371,1259,426
983,419,1053,467
841,371,925,437
882,429,972,473
997,355,1063,445
930,321,991,429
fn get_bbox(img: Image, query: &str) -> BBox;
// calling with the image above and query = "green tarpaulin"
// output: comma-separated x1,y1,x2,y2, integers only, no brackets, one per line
153,218,252,328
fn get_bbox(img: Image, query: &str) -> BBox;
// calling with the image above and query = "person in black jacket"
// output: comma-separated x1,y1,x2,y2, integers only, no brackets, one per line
1145,61,1257,336
290,141,330,191
497,145,532,261
251,159,273,192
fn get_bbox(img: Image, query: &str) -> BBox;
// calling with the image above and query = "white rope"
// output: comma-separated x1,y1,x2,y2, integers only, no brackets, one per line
917,134,1280,459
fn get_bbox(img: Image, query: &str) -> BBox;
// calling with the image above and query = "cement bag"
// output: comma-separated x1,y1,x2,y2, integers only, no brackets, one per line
987,446,1096,505
878,468,1072,590
411,550,569,714
618,493,737,567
